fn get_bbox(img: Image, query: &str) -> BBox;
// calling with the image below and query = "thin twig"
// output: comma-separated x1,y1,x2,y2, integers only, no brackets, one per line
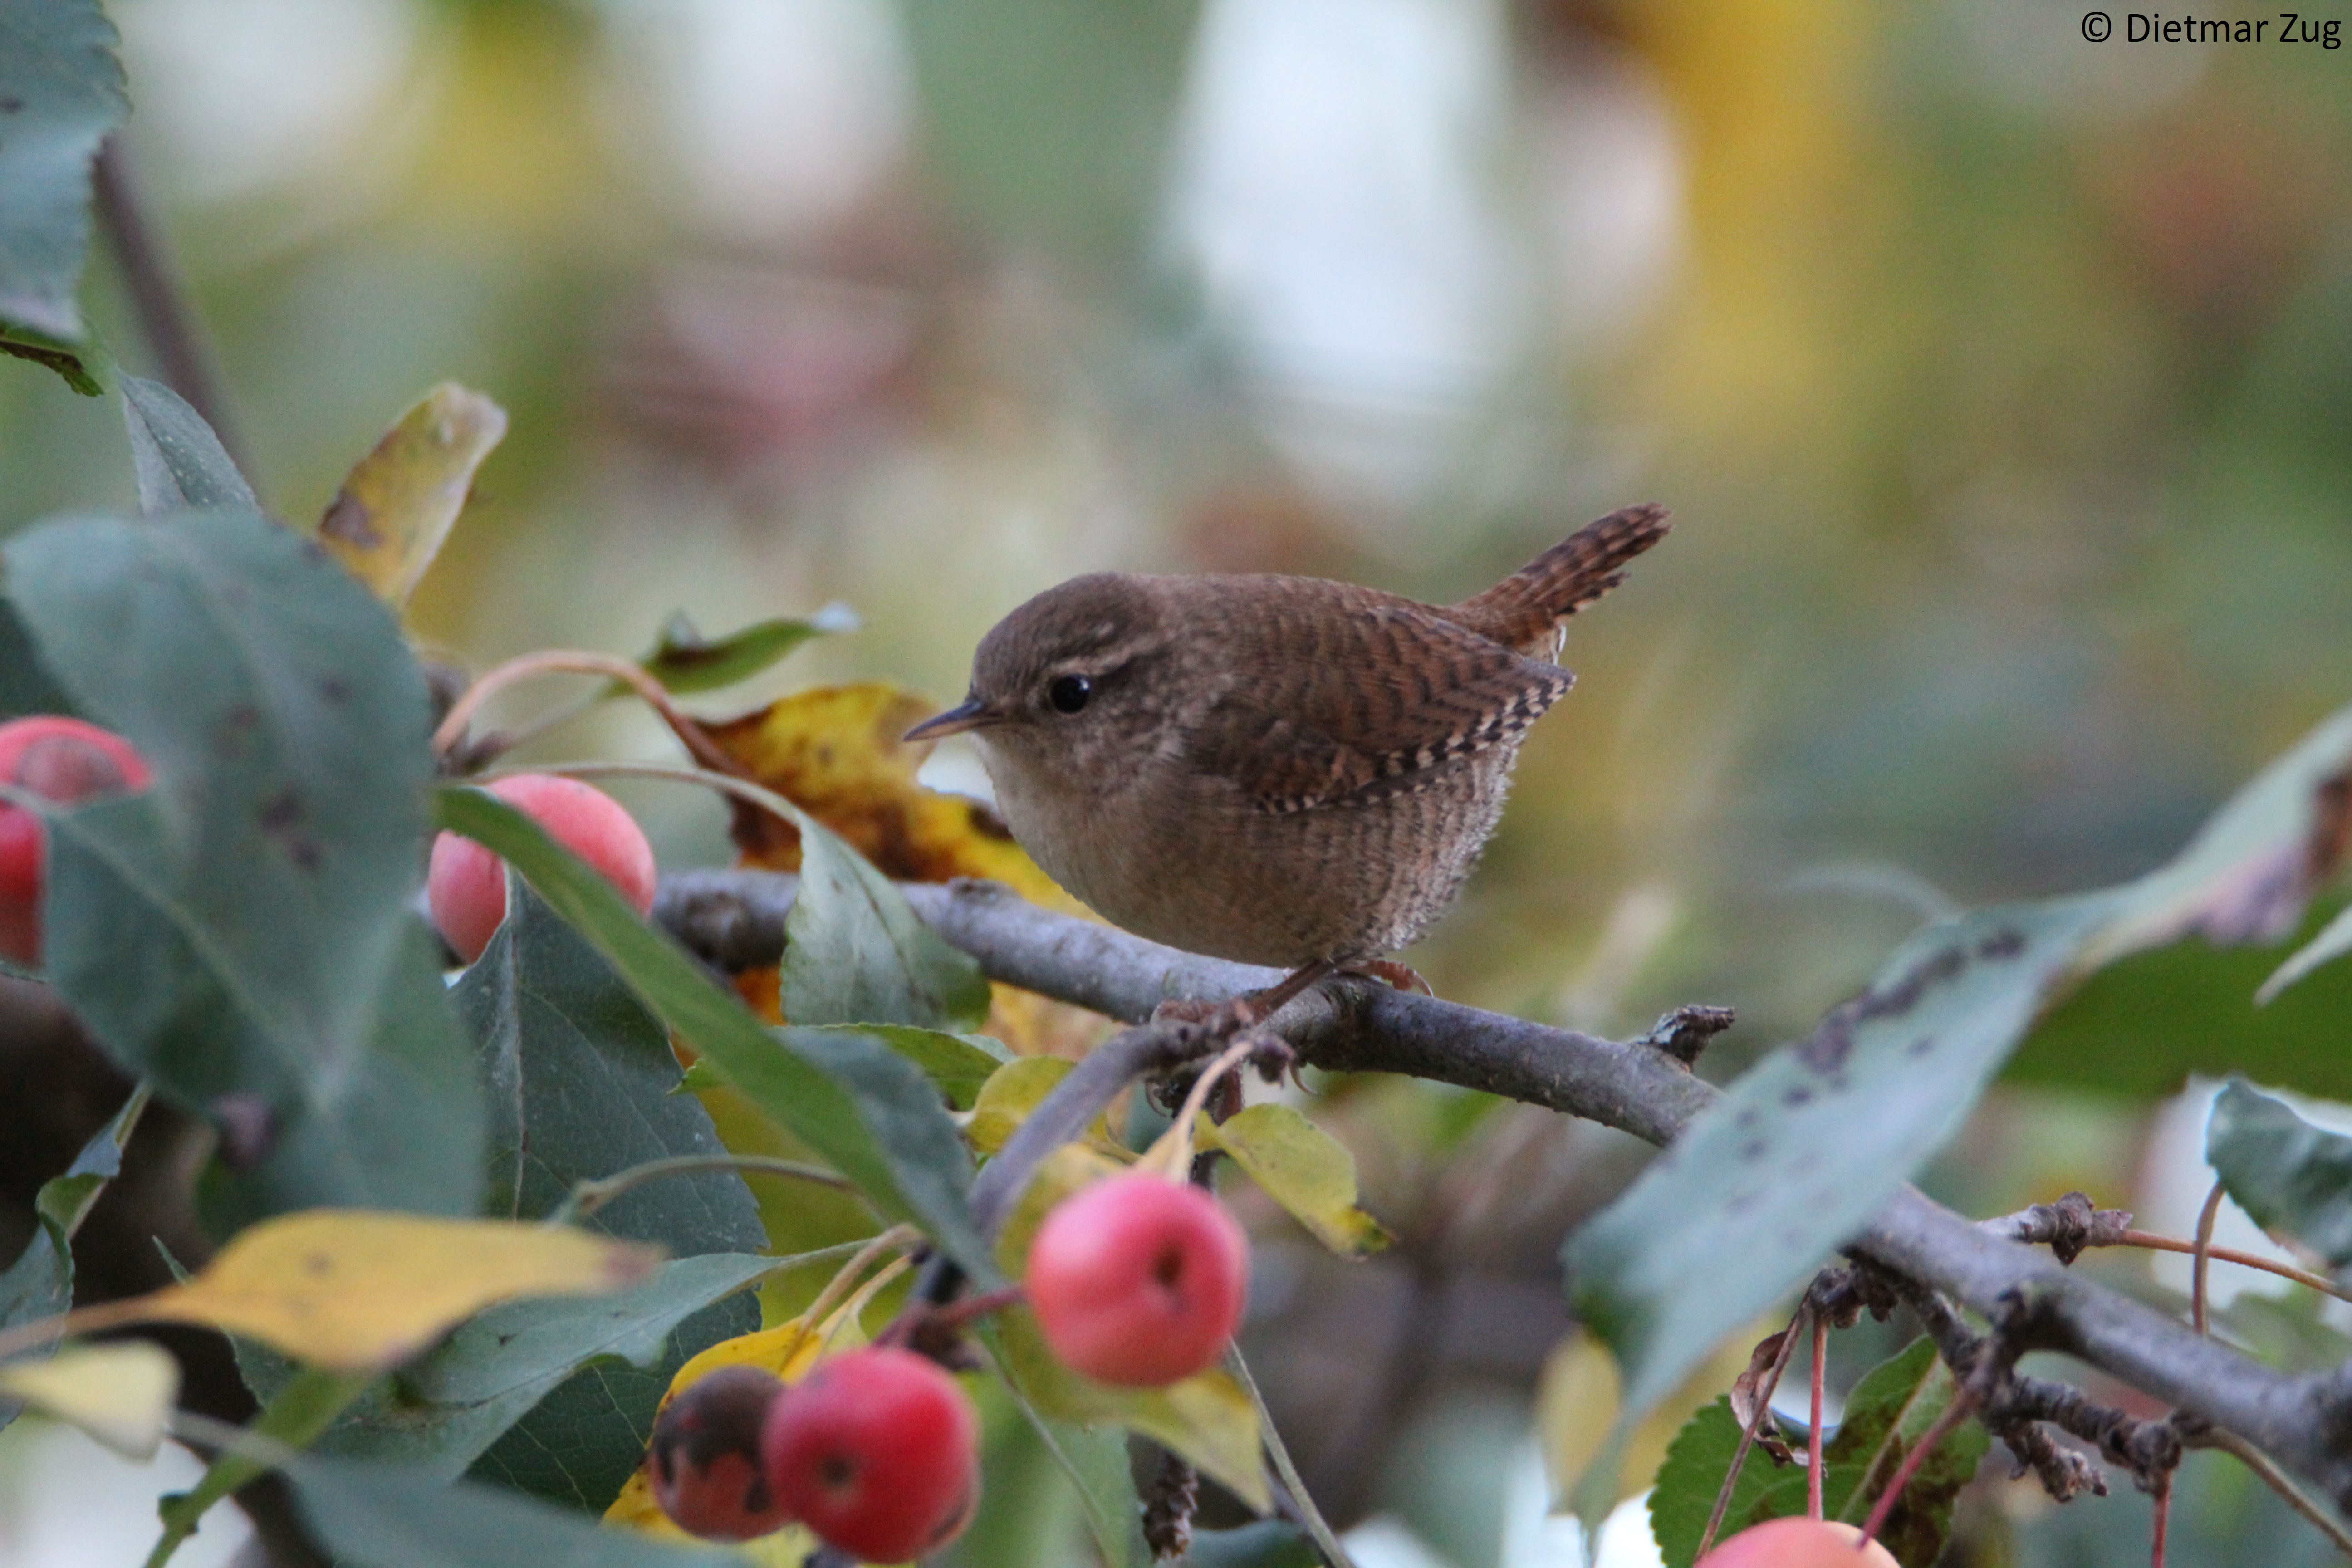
1696,1313,1803,1560
2115,1229,2349,1306
1226,1347,1356,1568
2191,1183,2226,1337
818,1254,914,1350
2191,1427,2352,1558
541,1153,853,1228
2151,1470,2171,1568
433,653,734,774
650,867,2352,1512
1808,1313,1828,1521
92,137,252,480
795,1225,920,1342
1859,1387,1979,1550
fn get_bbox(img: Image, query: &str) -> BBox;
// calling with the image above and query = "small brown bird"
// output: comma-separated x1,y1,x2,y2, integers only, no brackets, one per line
905,505,1669,985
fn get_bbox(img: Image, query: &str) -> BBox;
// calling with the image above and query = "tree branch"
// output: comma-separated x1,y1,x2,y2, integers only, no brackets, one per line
92,137,252,480
650,869,2352,1510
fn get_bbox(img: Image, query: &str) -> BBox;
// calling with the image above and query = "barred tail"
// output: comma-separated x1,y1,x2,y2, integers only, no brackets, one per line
1443,503,1669,657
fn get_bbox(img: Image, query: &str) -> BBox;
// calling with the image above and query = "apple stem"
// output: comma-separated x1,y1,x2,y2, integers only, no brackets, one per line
2151,1470,2171,1568
1694,1311,1803,1560
2189,1181,2226,1336
1808,1313,1828,1520
1858,1387,1979,1552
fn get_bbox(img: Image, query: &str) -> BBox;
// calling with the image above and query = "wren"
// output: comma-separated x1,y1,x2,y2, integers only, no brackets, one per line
905,505,1669,978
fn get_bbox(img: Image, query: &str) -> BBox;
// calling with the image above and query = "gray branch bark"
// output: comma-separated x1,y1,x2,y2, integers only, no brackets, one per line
653,868,2352,1512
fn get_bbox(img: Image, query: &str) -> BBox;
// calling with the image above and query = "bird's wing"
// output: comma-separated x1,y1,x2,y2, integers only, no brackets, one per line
1190,588,1572,816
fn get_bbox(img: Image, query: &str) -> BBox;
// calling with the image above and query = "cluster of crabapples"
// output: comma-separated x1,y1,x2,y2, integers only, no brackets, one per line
647,1173,1252,1553
416,764,1256,1551
2,726,1259,1554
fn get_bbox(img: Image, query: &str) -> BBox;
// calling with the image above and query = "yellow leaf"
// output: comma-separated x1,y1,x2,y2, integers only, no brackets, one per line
966,1058,1076,1156
0,1341,180,1459
706,684,1058,896
141,1211,659,1371
1199,1105,1391,1257
707,682,1109,1056
318,383,507,608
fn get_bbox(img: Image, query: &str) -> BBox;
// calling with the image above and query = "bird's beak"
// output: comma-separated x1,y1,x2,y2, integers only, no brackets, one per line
903,697,999,743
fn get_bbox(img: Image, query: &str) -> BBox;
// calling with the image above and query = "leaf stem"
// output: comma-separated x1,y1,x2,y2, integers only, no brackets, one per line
491,759,812,840
1695,1313,1802,1560
2110,1227,2348,1306
1808,1313,1828,1521
2191,1183,2226,1336
797,1225,920,1343
433,652,735,774
2190,1426,2352,1557
1858,1387,1978,1552
542,1153,853,1228
1226,1346,1357,1568
93,137,252,482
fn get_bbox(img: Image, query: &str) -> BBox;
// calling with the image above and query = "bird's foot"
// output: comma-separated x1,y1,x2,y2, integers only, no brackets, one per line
1339,958,1432,996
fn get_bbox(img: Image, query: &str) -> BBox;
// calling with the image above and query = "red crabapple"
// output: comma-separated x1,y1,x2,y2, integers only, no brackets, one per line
647,1366,794,1541
760,1346,980,1563
427,773,657,962
1025,1173,1249,1387
0,716,154,965
1698,1518,1901,1568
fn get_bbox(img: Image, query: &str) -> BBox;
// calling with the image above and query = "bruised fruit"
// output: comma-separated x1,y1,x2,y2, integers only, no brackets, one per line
428,773,657,962
0,717,154,965
1026,1173,1249,1387
647,1366,794,1541
760,1347,980,1563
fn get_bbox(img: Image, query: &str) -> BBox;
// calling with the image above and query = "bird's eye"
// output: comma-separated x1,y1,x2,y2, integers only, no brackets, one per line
1047,674,1093,714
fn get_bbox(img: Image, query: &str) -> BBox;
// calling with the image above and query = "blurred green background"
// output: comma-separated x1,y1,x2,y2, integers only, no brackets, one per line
3,2,2348,1564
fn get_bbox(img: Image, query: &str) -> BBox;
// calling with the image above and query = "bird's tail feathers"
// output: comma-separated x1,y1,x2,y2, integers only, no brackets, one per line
1445,503,1670,657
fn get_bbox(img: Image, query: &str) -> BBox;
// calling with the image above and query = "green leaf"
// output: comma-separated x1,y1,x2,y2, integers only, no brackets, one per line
1815,1337,1988,1565
121,377,256,513
1646,1339,1985,1568
456,881,766,1249
980,1308,1270,1514
995,1390,1146,1568
0,320,103,395
810,1022,1010,1111
2207,1078,2352,1267
0,1086,145,1432
1645,1397,1785,1568
7,507,481,1219
235,1254,777,1489
637,604,857,695
0,598,73,720
1570,698,2352,1426
694,1022,1010,1113
969,1056,1078,1155
433,785,996,1284
2258,902,2352,1006
2009,897,2352,1099
782,803,991,1030
150,1367,377,1568
1203,1104,1391,1257
0,0,126,353
466,1295,762,1512
283,1453,739,1568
